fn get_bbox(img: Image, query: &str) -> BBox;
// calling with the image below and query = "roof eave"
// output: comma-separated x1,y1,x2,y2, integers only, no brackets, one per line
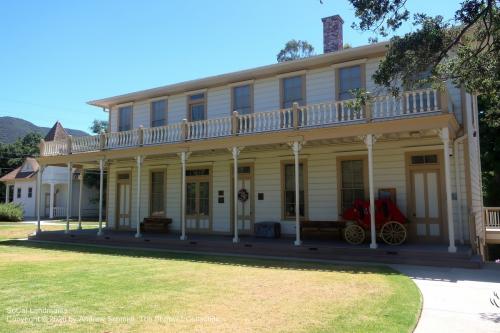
87,41,389,109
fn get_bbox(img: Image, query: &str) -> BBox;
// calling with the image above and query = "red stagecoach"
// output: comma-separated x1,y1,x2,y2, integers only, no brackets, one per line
342,198,408,245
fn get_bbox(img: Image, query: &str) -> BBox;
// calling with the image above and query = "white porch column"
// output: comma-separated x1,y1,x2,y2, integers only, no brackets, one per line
49,183,55,218
291,141,303,246
35,166,45,235
440,127,457,253
231,147,243,243
364,134,377,249
97,159,105,236
179,151,191,241
78,170,84,230
65,162,73,234
135,156,144,238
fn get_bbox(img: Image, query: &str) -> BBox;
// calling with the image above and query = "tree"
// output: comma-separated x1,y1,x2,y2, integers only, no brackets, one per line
90,119,109,134
277,39,315,62
347,0,499,108
0,132,42,202
479,95,500,206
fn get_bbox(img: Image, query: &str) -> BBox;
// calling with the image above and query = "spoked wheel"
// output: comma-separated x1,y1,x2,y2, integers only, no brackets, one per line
380,221,407,245
344,224,365,245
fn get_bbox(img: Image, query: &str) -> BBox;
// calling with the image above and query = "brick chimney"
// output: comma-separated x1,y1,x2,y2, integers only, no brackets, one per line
322,15,344,53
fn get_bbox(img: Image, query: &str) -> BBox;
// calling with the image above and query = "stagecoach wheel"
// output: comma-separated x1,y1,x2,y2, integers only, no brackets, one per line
380,221,407,245
344,224,365,245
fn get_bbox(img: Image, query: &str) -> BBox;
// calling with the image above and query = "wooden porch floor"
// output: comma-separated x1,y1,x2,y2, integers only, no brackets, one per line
29,228,481,269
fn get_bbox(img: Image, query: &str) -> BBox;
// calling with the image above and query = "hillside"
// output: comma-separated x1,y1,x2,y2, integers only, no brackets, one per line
0,116,88,143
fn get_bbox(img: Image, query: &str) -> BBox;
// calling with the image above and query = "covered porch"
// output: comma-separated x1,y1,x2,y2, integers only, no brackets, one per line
29,227,479,268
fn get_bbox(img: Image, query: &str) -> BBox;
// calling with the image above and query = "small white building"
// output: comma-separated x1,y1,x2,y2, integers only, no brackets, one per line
1,123,99,219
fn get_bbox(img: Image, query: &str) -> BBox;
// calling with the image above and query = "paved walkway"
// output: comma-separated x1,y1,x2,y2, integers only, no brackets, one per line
393,264,500,333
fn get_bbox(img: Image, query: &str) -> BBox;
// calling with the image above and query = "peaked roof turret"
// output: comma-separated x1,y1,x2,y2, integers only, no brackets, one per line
44,121,68,141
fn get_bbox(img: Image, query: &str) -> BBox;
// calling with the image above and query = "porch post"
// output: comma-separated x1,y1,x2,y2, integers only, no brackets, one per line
440,127,457,253
65,162,73,234
97,159,105,236
179,151,191,240
231,147,242,243
78,169,84,230
35,166,44,235
291,141,303,246
49,183,55,218
364,134,377,249
135,155,144,238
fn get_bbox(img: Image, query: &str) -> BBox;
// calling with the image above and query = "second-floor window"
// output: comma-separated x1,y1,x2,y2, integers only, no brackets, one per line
118,105,133,131
282,76,305,108
151,99,167,127
338,65,362,100
232,85,252,115
188,93,206,122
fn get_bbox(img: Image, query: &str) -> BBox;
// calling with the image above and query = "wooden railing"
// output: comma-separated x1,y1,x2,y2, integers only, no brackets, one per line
41,88,444,156
485,207,500,229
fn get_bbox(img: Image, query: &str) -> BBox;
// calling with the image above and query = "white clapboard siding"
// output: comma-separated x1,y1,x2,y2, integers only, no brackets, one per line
253,77,280,113
168,95,187,125
132,100,149,129
212,161,230,232
306,68,335,104
207,87,230,119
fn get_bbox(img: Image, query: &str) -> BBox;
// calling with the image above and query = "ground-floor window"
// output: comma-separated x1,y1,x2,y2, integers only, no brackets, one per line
339,157,367,213
282,162,306,219
150,171,165,217
17,188,21,198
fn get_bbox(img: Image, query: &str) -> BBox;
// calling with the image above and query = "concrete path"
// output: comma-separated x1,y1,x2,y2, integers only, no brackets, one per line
393,264,500,333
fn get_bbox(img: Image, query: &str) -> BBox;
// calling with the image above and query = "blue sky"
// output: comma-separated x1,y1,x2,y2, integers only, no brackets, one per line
0,0,461,133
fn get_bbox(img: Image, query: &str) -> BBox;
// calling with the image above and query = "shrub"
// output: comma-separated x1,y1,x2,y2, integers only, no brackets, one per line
0,203,24,222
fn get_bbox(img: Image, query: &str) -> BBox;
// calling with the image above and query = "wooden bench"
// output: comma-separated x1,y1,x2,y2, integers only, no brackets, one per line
300,220,346,238
140,217,172,233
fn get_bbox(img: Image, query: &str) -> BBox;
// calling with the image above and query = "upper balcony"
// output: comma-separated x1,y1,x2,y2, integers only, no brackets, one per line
41,88,451,157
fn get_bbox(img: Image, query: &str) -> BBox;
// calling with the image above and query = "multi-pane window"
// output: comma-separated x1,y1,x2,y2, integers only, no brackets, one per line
232,85,252,114
118,106,133,131
151,100,167,127
411,154,438,165
150,171,165,216
283,163,305,218
340,159,365,212
188,93,206,122
28,187,32,198
282,76,304,108
17,188,21,198
338,65,362,100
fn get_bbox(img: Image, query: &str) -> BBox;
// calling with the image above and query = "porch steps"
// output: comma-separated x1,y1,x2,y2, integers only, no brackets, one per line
29,231,481,269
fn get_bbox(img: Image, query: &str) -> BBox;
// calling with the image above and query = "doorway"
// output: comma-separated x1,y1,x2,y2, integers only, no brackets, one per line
407,152,446,243
186,168,211,232
116,172,131,230
231,164,254,235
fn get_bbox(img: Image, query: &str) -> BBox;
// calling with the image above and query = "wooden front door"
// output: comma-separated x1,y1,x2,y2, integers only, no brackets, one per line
232,165,254,234
116,173,131,229
409,169,443,242
186,169,211,232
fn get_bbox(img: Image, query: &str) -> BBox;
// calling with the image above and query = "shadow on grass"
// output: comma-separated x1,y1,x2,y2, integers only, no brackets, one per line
0,239,402,276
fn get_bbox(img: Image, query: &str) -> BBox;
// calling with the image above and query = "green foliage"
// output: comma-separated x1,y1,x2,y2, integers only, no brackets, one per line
479,95,500,206
277,39,315,62
348,0,499,112
0,203,24,222
90,119,109,134
0,132,42,202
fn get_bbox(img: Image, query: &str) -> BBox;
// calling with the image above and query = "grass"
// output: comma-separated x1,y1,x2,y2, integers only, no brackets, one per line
0,226,422,333
0,222,98,241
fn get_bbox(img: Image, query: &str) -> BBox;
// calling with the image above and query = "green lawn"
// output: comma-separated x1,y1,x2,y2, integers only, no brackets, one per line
0,222,98,241
0,227,422,333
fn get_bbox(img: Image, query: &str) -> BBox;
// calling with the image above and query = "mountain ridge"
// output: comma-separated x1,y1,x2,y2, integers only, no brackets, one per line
0,116,88,143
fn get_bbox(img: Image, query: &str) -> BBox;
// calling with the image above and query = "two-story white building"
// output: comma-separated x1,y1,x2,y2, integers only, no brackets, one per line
35,15,486,256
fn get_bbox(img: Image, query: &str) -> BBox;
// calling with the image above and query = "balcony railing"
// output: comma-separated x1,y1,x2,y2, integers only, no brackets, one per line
485,207,500,229
41,88,445,157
